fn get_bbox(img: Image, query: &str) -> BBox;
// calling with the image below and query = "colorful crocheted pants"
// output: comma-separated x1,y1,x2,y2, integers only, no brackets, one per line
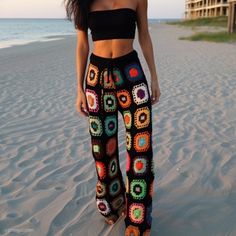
85,49,155,235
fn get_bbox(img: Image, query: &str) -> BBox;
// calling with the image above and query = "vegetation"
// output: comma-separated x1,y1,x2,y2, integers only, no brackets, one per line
168,16,236,43
179,31,236,43
168,16,228,28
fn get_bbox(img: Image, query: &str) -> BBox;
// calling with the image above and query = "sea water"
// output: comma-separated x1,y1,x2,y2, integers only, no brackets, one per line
0,18,181,49
0,18,75,49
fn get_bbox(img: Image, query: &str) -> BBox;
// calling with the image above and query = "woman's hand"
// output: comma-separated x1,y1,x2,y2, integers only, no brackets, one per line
150,77,161,105
76,89,89,117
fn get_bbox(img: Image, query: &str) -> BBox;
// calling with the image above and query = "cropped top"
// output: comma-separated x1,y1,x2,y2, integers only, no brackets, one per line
88,8,137,41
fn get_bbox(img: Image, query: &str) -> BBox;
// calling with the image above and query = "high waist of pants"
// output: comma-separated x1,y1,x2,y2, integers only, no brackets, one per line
89,49,139,92
89,49,138,66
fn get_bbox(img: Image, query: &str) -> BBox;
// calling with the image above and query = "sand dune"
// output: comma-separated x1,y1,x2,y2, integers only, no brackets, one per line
0,22,236,236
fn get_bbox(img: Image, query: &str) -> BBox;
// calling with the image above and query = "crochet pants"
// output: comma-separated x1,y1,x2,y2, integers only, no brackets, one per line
85,49,155,235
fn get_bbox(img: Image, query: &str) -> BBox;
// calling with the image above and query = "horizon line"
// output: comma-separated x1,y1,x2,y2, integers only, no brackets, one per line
0,17,182,20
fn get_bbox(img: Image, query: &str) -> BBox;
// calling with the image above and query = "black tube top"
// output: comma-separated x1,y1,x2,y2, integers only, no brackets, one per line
88,8,137,41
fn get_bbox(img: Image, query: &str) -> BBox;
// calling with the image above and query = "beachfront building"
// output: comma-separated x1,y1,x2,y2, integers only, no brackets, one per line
185,0,229,19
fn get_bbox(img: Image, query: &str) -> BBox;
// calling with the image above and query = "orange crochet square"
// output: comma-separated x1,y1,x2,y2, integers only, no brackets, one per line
125,225,141,236
86,63,99,87
134,131,150,152
117,89,131,109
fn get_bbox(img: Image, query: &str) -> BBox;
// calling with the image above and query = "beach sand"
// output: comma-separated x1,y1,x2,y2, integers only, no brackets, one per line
0,22,236,236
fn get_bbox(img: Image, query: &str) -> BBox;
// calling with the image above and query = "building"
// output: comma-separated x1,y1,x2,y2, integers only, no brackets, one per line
185,0,229,19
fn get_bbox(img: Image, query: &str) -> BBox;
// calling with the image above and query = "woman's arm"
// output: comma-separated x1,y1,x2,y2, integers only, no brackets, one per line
136,0,161,104
75,29,89,116
76,29,89,92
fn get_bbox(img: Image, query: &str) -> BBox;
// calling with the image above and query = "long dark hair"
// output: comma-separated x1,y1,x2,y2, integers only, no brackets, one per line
63,0,95,31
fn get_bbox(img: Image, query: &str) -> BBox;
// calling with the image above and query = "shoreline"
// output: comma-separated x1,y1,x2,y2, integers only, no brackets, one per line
0,33,75,50
0,20,180,50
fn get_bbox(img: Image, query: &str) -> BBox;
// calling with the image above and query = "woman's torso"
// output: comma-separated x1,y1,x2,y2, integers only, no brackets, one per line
89,0,138,58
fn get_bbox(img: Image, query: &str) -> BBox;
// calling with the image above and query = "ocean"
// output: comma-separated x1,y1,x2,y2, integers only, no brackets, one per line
0,18,181,49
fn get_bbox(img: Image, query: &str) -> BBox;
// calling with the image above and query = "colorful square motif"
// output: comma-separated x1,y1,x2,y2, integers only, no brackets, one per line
125,225,140,236
134,131,150,152
105,115,117,137
133,156,148,176
123,110,132,129
130,179,147,200
124,62,143,82
95,161,106,180
91,139,104,159
126,132,132,150
86,63,99,87
103,92,117,112
134,106,150,129
117,90,131,109
89,116,103,137
106,137,117,156
108,157,118,178
85,89,99,113
132,83,149,105
129,203,145,224
96,198,111,216
100,69,115,89
96,180,106,197
109,178,121,197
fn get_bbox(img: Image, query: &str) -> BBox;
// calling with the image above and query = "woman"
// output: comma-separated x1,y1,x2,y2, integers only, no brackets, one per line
64,0,161,235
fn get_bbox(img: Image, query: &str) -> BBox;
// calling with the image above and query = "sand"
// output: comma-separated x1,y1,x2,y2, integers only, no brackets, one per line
0,23,236,236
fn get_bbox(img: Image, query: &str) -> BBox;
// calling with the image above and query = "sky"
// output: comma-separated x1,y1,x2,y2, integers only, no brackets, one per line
0,0,185,19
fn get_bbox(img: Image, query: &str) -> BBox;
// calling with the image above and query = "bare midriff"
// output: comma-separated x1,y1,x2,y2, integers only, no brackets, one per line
92,38,134,58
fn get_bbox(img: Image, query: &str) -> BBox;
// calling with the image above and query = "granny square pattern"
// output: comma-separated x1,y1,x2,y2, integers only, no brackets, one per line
106,137,117,156
86,50,154,235
123,110,132,129
92,139,104,159
95,161,106,180
126,132,132,150
134,106,150,129
134,131,150,152
117,89,132,109
105,115,117,137
109,178,121,197
129,203,145,224
87,63,99,87
86,89,99,113
89,116,103,136
133,156,149,176
96,198,111,216
124,62,143,82
96,180,106,197
130,179,147,200
103,92,117,112
108,157,118,178
132,83,149,105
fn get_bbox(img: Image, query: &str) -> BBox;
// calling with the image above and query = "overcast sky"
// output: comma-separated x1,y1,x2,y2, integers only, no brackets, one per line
0,0,185,19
